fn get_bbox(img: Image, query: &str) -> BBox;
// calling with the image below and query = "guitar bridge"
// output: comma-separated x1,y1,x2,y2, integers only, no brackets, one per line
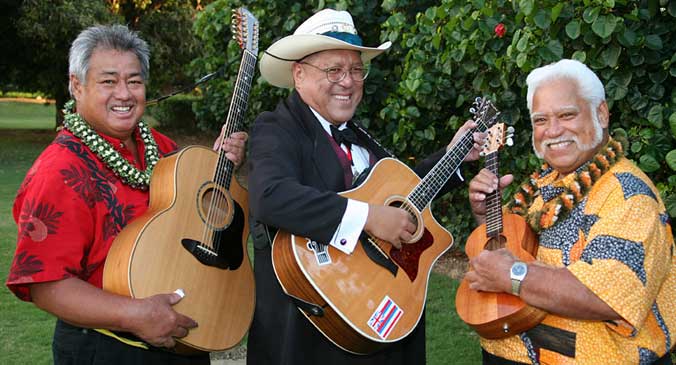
360,233,398,277
180,200,246,270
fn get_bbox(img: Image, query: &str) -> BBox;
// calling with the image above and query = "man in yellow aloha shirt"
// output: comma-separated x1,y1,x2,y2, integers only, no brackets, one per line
465,59,675,365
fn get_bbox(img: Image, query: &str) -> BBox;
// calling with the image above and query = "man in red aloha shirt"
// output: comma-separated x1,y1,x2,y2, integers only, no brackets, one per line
6,24,247,364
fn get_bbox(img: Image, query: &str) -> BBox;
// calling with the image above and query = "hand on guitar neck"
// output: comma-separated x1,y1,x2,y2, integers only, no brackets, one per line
468,168,514,225
213,131,248,167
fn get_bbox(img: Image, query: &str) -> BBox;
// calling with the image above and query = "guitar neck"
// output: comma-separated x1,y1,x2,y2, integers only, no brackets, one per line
215,49,257,189
407,116,494,211
484,151,503,238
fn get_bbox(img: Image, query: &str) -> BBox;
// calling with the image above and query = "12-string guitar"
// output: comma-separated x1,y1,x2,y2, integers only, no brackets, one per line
103,8,258,352
272,98,501,354
455,123,546,339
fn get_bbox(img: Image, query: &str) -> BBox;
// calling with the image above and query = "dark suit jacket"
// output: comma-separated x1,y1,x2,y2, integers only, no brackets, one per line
246,90,462,365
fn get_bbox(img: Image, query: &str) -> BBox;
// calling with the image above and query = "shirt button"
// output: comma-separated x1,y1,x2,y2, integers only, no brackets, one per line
340,239,347,245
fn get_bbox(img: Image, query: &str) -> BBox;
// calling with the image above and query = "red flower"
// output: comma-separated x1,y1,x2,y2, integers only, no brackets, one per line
494,23,506,38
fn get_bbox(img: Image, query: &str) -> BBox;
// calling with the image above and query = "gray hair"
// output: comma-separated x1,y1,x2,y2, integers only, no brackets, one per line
527,59,606,158
68,24,150,96
526,59,605,113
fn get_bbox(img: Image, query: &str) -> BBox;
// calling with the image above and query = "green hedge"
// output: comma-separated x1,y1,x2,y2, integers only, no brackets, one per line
192,0,675,244
148,94,201,132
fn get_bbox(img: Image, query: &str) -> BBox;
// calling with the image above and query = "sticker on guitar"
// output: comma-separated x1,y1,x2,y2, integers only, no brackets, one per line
367,296,404,340
306,239,332,266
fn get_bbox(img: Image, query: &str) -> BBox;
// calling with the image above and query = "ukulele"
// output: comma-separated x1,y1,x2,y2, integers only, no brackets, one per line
455,123,546,339
103,8,258,352
272,98,501,354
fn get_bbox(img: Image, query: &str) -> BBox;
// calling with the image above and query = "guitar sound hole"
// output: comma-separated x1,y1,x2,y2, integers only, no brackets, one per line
485,235,507,251
200,188,231,229
388,201,419,232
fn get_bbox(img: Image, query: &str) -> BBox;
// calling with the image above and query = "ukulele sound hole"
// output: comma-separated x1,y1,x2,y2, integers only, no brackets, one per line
485,235,507,251
198,185,235,230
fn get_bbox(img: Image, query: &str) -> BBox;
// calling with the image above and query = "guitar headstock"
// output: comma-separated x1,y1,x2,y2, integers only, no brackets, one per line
232,7,259,55
470,97,501,132
480,123,515,157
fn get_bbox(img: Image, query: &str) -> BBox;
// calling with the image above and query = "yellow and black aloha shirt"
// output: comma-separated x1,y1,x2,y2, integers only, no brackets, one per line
482,157,675,365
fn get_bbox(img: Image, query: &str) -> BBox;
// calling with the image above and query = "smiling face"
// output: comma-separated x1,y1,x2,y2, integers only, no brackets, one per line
293,49,364,125
70,48,146,140
530,78,609,175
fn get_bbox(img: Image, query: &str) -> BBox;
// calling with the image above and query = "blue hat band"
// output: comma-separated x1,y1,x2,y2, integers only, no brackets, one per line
321,31,363,46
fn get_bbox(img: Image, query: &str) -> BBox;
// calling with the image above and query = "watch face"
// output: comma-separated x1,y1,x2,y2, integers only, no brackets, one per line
512,263,526,276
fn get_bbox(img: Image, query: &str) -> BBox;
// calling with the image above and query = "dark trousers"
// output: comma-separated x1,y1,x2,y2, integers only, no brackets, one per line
482,348,674,365
53,320,210,365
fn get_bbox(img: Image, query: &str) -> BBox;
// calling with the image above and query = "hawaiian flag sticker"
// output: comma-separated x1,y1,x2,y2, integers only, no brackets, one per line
367,295,404,339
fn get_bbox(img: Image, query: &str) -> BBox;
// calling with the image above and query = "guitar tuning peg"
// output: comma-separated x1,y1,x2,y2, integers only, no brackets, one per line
506,138,514,146
479,151,485,157
507,126,515,133
469,108,476,114
475,97,482,103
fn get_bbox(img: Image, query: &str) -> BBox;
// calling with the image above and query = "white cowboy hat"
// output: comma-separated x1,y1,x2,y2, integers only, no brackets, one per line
259,9,392,88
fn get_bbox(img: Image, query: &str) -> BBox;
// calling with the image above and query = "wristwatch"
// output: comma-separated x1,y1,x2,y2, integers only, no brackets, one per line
510,261,528,296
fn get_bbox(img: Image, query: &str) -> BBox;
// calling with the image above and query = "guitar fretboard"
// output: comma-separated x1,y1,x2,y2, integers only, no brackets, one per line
214,49,257,189
407,102,499,212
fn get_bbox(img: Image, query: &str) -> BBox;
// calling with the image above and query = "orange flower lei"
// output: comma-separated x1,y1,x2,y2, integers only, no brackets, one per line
507,139,623,232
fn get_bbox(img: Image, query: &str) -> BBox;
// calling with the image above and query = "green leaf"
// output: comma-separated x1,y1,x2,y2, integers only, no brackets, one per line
600,44,621,68
519,0,534,16
591,15,617,38
647,105,663,128
571,50,586,63
534,9,551,29
406,106,421,118
582,7,600,24
551,3,564,21
639,154,660,173
516,52,528,68
670,112,676,138
538,40,563,62
617,29,637,47
645,34,663,50
630,54,645,66
667,150,676,171
565,20,581,39
516,33,529,52
631,141,642,153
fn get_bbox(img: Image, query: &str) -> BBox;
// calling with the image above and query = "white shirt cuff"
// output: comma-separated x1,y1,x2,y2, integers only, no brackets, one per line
329,199,369,254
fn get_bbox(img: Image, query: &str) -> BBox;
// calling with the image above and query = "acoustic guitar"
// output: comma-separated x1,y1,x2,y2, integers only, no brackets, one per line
455,123,546,339
103,8,258,352
272,98,501,354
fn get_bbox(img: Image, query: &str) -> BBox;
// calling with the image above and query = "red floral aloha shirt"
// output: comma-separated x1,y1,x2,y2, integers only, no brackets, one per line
6,128,178,301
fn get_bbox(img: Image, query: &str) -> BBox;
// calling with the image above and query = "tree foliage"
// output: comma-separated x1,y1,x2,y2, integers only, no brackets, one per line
192,0,675,243
2,0,201,125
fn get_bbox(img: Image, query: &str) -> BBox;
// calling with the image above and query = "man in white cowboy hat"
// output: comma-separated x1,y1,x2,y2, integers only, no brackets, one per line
247,8,485,364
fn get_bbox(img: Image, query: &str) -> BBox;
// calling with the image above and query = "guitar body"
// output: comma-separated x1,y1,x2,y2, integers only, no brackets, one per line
104,145,255,352
272,158,453,354
455,213,546,339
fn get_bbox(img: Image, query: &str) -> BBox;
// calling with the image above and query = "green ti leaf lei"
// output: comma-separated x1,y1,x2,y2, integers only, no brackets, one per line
62,99,160,190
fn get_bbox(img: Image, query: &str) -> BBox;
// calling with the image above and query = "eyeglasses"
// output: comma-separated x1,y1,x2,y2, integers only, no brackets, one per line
298,61,370,83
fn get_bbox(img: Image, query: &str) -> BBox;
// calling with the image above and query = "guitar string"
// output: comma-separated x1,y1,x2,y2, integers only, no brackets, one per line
203,48,256,254
210,49,254,252
408,102,497,211
408,106,495,209
484,150,503,238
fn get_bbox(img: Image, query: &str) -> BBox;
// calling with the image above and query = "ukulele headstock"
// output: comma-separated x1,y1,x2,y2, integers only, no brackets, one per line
470,97,501,132
480,123,515,157
232,7,259,54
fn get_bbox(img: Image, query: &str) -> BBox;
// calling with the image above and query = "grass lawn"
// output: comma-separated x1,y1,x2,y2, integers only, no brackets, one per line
0,131,57,365
0,103,482,364
0,101,56,130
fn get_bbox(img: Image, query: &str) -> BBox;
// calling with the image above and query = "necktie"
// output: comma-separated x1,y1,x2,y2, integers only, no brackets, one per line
330,125,361,148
